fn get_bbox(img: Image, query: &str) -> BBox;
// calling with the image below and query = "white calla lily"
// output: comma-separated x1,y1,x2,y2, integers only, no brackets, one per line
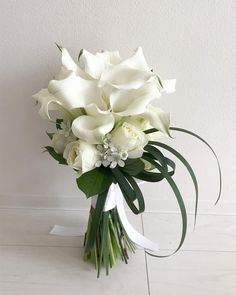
99,66,155,90
55,47,91,81
48,72,106,110
141,104,170,136
72,104,115,144
32,89,72,121
54,46,78,80
110,82,161,116
33,45,175,144
119,46,151,71
99,47,154,90
60,47,78,72
96,50,122,65
79,49,106,79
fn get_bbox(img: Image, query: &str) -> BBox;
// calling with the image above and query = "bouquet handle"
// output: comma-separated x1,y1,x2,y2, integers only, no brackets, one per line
50,183,159,253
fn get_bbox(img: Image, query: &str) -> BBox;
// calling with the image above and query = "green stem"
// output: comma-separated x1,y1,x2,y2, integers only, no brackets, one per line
83,206,136,277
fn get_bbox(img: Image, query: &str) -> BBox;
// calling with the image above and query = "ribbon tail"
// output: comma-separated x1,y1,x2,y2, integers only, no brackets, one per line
49,225,85,237
114,184,159,253
49,183,160,255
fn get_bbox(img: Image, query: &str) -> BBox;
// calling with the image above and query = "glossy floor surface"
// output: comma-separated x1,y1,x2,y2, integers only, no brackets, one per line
0,208,235,294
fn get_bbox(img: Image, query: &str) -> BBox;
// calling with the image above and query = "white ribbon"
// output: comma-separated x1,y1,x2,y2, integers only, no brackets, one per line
50,183,159,253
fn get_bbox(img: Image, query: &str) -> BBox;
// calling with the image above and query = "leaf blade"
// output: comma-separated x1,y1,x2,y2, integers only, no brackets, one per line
142,154,187,257
170,126,222,204
77,167,114,198
149,141,199,226
44,146,67,165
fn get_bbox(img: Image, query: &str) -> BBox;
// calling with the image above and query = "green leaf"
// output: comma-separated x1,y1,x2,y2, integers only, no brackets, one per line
56,119,63,130
125,174,145,213
46,132,54,140
55,42,62,52
112,168,145,214
170,127,222,204
112,168,135,200
135,170,165,182
120,158,145,176
44,146,67,165
136,154,175,182
144,145,168,170
78,49,84,61
144,128,158,134
142,155,187,257
76,167,114,198
149,141,199,226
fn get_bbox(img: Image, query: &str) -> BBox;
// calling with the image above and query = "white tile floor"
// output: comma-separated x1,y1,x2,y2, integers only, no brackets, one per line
0,208,235,295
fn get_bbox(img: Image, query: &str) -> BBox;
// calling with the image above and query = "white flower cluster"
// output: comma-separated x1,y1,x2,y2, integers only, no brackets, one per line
95,134,128,169
33,46,175,176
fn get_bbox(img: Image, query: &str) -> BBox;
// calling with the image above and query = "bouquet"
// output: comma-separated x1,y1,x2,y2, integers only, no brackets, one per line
33,45,221,277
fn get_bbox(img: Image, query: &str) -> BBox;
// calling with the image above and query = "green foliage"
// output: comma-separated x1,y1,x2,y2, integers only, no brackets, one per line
55,42,62,52
79,127,222,261
76,167,114,198
46,131,54,140
44,146,67,165
56,118,63,130
142,154,187,257
84,190,108,253
111,168,145,214
170,127,222,204
149,141,199,226
144,127,158,134
120,158,144,176
84,207,135,277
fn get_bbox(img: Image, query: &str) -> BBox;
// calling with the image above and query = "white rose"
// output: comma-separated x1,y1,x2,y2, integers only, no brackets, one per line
110,122,148,158
124,114,167,141
124,116,152,131
51,132,76,154
63,140,99,174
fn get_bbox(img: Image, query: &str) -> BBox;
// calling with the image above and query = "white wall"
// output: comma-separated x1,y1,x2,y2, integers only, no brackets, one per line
0,0,235,212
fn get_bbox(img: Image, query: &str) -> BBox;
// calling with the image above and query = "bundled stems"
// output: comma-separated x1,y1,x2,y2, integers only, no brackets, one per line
83,206,135,277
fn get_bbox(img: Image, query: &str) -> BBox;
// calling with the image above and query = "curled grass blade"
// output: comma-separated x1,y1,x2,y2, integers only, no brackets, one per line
142,155,187,257
149,141,199,227
170,127,222,204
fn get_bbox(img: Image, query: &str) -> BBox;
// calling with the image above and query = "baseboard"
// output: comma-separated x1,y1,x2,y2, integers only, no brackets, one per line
0,193,235,215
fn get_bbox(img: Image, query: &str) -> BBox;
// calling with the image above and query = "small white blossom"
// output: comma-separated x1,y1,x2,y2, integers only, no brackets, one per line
95,134,128,169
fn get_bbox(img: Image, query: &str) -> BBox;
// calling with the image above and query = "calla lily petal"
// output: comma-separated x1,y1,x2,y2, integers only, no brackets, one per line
110,82,161,116
99,66,155,90
54,47,78,80
96,50,122,65
48,72,106,110
119,46,150,71
98,47,154,90
72,104,115,144
61,47,78,72
141,104,170,136
32,89,70,121
79,49,106,79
